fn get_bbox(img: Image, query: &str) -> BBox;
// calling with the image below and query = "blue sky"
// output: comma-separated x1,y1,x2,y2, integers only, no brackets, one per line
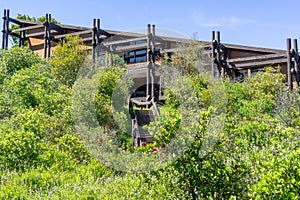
1,0,300,49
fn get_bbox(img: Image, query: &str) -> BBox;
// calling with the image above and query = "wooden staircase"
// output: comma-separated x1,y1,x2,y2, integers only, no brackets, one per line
134,109,155,144
130,97,159,146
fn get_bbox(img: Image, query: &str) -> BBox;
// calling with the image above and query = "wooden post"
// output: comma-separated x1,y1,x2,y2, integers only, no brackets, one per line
96,19,101,61
92,19,96,63
96,19,100,45
287,38,293,91
18,23,26,47
293,39,300,87
151,24,155,99
43,14,48,59
248,68,251,78
211,31,215,77
47,14,51,58
18,24,23,47
21,29,25,46
4,9,9,49
216,31,222,77
146,24,151,98
2,9,7,50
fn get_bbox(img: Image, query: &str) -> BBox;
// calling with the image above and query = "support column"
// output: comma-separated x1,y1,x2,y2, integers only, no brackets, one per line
146,24,151,98
96,19,101,61
293,39,300,87
211,31,215,77
92,19,96,63
43,14,49,59
151,24,155,99
4,9,9,50
47,14,51,58
287,38,293,91
216,31,222,77
2,9,7,50
18,24,25,47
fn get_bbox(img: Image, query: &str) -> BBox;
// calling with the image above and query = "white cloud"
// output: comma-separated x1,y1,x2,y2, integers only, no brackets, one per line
190,12,255,28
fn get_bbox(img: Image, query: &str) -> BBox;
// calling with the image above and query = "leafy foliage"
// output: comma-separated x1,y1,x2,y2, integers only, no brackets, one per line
0,35,299,199
51,35,88,87
0,46,41,84
94,63,127,130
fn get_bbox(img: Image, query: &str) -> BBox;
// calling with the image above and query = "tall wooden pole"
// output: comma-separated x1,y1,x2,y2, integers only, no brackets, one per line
47,14,51,58
211,31,215,77
92,19,96,63
5,9,9,49
293,39,300,87
146,24,151,98
2,9,7,50
287,38,293,91
151,24,155,99
216,31,221,77
2,9,10,50
96,19,101,60
43,14,48,59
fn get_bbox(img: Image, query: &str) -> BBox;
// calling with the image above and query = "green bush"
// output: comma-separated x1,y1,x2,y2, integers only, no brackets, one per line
0,129,42,171
0,46,41,82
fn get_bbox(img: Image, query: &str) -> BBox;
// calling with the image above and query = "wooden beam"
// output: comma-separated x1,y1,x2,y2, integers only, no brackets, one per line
53,29,93,40
97,29,111,37
11,18,41,26
114,42,160,53
225,43,285,54
30,43,45,51
105,30,144,38
8,17,25,25
235,58,287,68
48,23,64,33
103,37,147,46
9,32,21,38
26,31,48,38
131,99,152,106
155,35,192,44
227,53,286,63
11,24,44,33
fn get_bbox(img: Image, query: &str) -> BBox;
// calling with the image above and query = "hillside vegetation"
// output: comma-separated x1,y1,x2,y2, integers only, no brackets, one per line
0,37,299,199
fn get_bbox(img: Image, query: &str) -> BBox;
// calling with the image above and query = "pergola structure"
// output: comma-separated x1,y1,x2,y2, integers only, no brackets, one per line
2,9,299,90
2,9,300,146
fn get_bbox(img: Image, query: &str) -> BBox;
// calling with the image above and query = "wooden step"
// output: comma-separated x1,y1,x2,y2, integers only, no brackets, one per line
135,110,154,126
134,109,155,143
139,127,154,143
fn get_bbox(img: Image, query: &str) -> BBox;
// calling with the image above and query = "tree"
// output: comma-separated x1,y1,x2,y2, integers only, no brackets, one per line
51,35,88,87
0,46,41,84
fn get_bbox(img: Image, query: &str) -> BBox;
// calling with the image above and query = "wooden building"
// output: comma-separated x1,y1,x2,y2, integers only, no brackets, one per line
2,9,300,146
2,9,300,93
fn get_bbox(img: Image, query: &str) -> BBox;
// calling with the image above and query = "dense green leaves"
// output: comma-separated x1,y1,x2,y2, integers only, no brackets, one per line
94,64,127,130
51,35,88,87
0,46,41,84
0,39,299,199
